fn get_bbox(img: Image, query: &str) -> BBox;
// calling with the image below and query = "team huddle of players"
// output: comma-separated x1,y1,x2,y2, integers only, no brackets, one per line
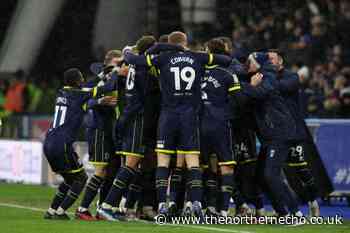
43,31,320,223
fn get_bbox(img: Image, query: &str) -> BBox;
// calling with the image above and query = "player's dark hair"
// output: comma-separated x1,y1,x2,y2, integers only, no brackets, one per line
63,68,83,87
207,38,226,55
268,48,285,65
217,36,233,52
104,50,122,65
268,48,284,57
159,34,169,43
136,35,157,54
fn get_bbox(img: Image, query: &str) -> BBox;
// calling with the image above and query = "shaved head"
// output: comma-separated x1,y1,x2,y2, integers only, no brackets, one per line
168,31,187,48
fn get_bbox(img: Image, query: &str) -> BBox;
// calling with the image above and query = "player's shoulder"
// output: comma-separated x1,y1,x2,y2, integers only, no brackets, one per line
281,68,298,79
60,86,91,97
213,65,236,77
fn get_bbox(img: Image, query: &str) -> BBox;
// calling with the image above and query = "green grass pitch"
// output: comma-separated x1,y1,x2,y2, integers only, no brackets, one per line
0,183,349,233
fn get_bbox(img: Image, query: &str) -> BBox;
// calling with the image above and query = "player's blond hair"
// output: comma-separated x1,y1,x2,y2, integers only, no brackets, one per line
104,50,122,65
168,31,187,47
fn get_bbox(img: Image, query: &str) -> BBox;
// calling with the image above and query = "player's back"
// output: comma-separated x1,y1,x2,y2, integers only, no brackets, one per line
48,87,88,143
156,50,206,112
122,64,148,119
201,66,237,121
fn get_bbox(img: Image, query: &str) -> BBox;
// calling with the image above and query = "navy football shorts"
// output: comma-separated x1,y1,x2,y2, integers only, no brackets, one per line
86,127,115,166
43,130,83,173
200,117,236,166
119,113,145,158
156,108,200,155
232,126,258,165
287,142,307,167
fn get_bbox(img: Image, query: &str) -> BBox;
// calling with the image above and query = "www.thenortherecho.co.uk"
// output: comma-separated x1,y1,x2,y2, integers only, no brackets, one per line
155,214,344,225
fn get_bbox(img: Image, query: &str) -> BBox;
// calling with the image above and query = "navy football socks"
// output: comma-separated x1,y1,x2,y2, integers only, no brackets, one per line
203,169,217,208
80,175,104,209
221,174,234,212
60,173,87,211
104,166,136,207
156,167,170,204
125,170,142,209
99,176,113,205
170,167,184,204
188,167,202,203
50,182,71,210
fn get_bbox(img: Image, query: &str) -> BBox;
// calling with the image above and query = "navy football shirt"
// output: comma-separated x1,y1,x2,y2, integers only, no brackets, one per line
49,79,117,143
124,49,231,111
201,65,240,121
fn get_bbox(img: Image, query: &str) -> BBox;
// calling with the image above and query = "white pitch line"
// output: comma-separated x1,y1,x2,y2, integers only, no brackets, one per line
0,202,254,233
0,203,47,213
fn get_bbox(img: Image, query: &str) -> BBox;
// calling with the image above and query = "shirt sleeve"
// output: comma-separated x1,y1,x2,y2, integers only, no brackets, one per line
124,50,148,66
227,73,241,94
80,75,118,100
196,52,232,66
124,50,161,68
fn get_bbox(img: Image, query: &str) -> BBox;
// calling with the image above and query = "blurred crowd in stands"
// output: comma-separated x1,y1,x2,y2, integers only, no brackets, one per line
0,71,57,117
216,0,350,118
1,0,350,119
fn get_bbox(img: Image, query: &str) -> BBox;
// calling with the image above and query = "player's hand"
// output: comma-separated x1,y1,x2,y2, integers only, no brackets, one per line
118,64,129,77
99,96,117,106
250,73,263,86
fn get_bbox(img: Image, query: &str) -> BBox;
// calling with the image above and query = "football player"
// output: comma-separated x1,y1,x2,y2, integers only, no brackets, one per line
267,50,319,217
200,38,241,217
122,31,232,219
98,36,182,221
76,50,125,220
43,68,118,220
242,52,303,220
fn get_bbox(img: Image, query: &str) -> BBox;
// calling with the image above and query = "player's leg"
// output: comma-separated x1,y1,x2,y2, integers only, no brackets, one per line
98,129,121,206
77,165,106,219
233,127,262,216
235,160,265,216
99,114,144,220
200,119,218,216
154,111,177,215
97,155,121,219
43,137,77,219
182,153,202,217
100,158,121,206
44,181,71,219
139,93,160,220
55,170,87,219
256,145,288,216
140,149,157,220
287,143,319,216
54,145,88,219
156,153,172,214
264,142,301,216
180,113,202,218
169,154,185,216
203,156,218,216
76,128,108,220
215,121,238,217
98,119,123,213
124,169,143,219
